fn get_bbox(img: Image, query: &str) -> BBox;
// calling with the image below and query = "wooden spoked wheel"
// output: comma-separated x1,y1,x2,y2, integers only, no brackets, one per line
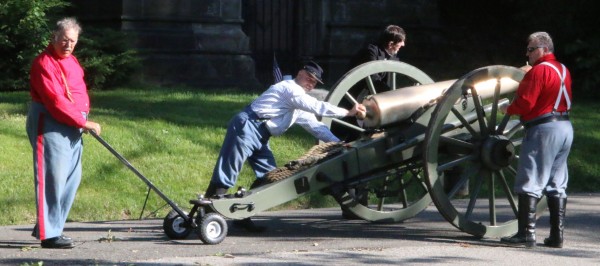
322,60,435,223
423,65,547,238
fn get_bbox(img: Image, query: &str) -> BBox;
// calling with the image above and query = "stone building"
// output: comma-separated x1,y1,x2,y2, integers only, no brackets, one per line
71,0,445,90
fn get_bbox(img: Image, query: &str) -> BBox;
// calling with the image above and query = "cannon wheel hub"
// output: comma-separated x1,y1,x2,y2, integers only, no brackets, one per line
481,135,515,170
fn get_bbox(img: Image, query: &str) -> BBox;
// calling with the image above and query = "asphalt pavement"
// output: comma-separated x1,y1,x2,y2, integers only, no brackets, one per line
1,193,599,266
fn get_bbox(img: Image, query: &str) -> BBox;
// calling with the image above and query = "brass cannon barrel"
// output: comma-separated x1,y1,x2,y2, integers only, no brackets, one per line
362,78,520,128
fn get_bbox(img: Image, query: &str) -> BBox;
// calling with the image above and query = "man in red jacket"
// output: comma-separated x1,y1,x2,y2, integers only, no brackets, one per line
27,17,102,249
500,32,573,248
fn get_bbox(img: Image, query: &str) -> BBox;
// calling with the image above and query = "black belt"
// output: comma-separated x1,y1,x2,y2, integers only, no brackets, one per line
244,106,269,122
523,115,569,129
243,106,272,138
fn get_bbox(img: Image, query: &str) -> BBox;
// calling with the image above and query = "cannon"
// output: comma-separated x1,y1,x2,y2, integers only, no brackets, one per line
158,61,547,244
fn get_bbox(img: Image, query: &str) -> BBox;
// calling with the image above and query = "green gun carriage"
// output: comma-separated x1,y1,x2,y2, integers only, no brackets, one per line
96,60,547,245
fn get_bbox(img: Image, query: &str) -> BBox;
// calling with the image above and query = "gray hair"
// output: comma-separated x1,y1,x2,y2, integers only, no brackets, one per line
53,17,82,40
528,31,554,52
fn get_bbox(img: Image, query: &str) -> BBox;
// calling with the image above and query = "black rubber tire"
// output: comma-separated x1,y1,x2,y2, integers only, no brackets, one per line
163,209,192,239
198,212,228,245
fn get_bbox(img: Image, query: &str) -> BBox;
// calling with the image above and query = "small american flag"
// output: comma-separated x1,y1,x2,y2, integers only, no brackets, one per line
273,54,283,83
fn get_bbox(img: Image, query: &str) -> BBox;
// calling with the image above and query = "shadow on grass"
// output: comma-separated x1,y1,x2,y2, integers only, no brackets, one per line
91,88,317,142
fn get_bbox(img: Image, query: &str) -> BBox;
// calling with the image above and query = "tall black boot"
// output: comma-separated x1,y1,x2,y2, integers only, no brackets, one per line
544,197,566,248
501,194,528,244
523,195,537,248
501,194,537,247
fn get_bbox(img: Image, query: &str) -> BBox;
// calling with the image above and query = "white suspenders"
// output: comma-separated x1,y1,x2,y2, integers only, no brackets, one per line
539,62,571,113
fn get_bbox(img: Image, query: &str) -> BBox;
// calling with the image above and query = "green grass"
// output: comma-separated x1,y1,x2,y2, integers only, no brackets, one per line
0,87,337,226
1,87,599,226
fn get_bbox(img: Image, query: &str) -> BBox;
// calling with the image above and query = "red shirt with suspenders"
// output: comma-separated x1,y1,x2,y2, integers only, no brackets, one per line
507,54,572,122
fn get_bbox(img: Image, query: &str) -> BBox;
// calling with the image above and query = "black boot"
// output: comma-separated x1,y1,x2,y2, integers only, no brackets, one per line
501,194,528,244
544,197,566,248
523,195,537,248
501,194,537,247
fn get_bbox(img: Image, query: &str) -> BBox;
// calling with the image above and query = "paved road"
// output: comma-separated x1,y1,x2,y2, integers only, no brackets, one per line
1,193,599,265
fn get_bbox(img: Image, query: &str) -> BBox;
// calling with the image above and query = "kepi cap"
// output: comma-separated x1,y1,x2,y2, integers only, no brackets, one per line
302,61,324,84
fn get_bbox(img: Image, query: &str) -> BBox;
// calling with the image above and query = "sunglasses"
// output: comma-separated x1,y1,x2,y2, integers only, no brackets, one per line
527,46,544,53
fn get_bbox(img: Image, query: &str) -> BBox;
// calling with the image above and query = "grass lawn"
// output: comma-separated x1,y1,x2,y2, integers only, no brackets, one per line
0,87,337,226
1,87,599,226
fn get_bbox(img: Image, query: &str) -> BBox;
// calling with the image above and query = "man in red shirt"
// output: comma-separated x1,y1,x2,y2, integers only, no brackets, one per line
27,17,102,249
500,32,573,248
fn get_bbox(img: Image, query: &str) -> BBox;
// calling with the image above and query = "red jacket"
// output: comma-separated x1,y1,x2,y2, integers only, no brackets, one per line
30,45,90,128
507,54,572,122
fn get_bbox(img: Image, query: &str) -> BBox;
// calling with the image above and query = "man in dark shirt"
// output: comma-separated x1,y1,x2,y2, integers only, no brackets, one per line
339,25,406,219
348,25,406,92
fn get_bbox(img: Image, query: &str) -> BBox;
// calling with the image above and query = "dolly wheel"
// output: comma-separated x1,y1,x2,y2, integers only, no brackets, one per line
198,213,228,245
163,209,192,239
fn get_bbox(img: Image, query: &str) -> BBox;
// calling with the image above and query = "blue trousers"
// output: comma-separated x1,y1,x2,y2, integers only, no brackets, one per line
210,107,276,188
514,120,573,199
26,102,84,240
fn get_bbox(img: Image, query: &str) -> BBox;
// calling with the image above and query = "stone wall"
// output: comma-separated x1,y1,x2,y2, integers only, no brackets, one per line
71,0,261,90
71,0,450,89
322,0,445,83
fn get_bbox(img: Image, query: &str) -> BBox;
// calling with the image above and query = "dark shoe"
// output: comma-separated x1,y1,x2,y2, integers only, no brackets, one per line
199,183,231,199
41,236,74,249
501,232,526,244
544,236,564,248
31,225,71,241
232,218,266,233
544,197,566,248
250,178,268,189
203,183,229,199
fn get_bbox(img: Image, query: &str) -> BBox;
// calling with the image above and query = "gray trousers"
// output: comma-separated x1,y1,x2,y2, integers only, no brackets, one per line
210,106,276,188
514,120,573,199
26,102,84,240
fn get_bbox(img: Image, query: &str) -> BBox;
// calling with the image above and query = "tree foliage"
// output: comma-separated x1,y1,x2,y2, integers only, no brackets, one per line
0,0,140,91
0,0,68,90
439,0,600,99
75,28,141,90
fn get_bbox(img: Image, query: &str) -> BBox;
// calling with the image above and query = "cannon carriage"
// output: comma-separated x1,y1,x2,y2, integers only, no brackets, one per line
159,61,547,244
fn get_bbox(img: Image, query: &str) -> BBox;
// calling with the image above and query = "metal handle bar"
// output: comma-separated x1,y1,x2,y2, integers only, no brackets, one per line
88,130,189,219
